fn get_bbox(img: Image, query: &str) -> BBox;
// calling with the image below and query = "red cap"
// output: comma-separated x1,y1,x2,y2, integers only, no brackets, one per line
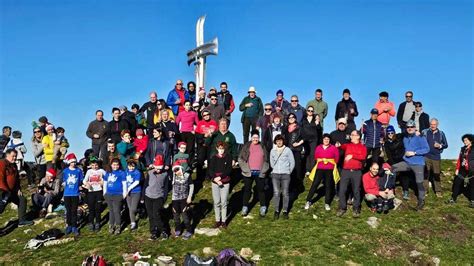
64,153,77,164
178,142,187,148
153,154,164,167
383,163,391,170
46,168,56,177
136,128,144,136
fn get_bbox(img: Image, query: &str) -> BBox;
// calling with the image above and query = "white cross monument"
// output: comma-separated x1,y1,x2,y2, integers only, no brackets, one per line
187,15,218,90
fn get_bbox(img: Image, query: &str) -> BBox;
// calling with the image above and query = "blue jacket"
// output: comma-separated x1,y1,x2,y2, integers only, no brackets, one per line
403,134,429,165
363,119,384,148
422,128,448,160
166,88,190,115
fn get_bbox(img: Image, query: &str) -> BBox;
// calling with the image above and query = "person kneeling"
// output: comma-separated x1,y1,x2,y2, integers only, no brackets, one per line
363,163,395,213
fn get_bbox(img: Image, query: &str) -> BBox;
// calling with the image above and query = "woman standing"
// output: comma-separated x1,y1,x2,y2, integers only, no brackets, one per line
447,134,474,208
41,124,56,170
239,130,269,217
301,106,322,175
270,134,295,219
175,100,199,160
305,134,339,211
285,113,304,193
207,141,233,228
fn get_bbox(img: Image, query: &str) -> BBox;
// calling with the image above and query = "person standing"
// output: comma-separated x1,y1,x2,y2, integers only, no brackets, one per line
306,88,328,129
167,79,190,116
335,88,359,132
175,100,199,159
362,109,385,167
0,126,12,159
374,91,396,126
239,86,264,143
116,130,135,170
62,153,84,236
422,118,448,197
207,94,226,123
42,125,56,170
391,120,430,211
125,159,142,231
270,134,295,219
187,81,197,103
139,91,159,134
32,127,47,186
285,113,305,193
239,130,270,217
108,107,130,144
336,130,367,218
207,118,238,162
396,91,415,133
217,82,235,124
411,102,430,134
286,95,306,125
256,103,274,135
86,110,109,160
104,158,127,235
447,134,474,207
302,106,322,174
0,149,33,226
82,158,105,232
270,89,290,115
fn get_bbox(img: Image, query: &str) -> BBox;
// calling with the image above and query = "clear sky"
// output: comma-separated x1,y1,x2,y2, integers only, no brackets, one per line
1,0,472,160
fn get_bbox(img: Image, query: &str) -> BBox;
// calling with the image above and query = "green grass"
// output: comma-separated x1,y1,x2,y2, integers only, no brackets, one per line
1,160,473,264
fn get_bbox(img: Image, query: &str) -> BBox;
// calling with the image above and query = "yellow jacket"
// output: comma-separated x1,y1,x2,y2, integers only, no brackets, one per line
153,109,175,125
308,158,340,183
41,134,55,162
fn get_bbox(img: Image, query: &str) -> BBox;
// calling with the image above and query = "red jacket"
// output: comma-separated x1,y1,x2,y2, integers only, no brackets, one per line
341,142,367,170
0,159,19,192
363,172,379,195
133,135,149,156
195,119,218,135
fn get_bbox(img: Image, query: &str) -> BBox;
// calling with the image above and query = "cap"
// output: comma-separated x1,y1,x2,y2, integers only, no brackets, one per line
248,86,256,93
386,125,396,133
64,153,77,164
370,108,379,115
337,118,347,125
46,168,56,177
406,119,416,127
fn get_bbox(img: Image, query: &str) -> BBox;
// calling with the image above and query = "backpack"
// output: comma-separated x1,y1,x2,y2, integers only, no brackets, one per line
81,255,107,266
183,253,217,266
24,229,64,250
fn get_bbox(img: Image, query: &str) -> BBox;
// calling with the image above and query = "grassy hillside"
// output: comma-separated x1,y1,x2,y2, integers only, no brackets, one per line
0,160,473,264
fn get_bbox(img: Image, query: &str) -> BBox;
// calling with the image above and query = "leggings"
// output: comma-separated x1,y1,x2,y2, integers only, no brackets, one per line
126,193,141,224
64,196,79,227
105,194,123,226
87,191,103,224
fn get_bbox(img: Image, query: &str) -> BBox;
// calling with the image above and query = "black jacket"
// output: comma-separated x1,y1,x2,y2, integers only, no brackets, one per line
285,126,303,152
139,101,158,129
108,119,130,144
207,153,233,184
335,98,359,123
384,134,405,165
121,111,138,137
263,124,286,153
301,116,322,143
411,112,430,133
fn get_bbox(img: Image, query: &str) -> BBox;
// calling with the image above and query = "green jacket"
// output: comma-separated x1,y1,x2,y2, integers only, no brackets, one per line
306,99,328,126
239,96,263,122
206,131,238,160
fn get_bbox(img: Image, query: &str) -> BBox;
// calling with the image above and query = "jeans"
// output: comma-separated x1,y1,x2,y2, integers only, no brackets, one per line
64,196,79,227
87,191,103,224
92,141,108,161
306,169,335,205
242,176,266,207
425,158,441,193
338,169,362,211
126,193,141,224
271,173,290,212
392,161,425,201
145,196,164,234
242,117,257,143
32,192,54,209
172,199,191,232
105,194,123,226
212,183,229,222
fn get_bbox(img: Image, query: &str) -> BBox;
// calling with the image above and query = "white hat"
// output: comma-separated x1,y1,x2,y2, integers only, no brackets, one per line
337,118,347,125
248,86,256,93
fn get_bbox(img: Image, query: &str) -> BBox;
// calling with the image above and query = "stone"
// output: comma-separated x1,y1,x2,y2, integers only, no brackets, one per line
239,248,253,258
366,217,380,229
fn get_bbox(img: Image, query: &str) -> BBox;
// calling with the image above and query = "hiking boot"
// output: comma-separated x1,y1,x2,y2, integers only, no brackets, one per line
383,201,390,212
130,222,138,231
402,191,409,200
273,211,280,220
259,206,267,217
352,211,361,218
220,222,228,229
94,223,101,232
324,204,331,211
304,201,311,210
47,204,53,214
213,222,221,228
336,210,346,217
182,231,192,240
108,225,114,235
39,209,47,218
416,200,425,211
446,198,456,204
19,219,34,226
175,230,182,237
148,234,158,241
89,223,95,232
470,201,474,208
113,226,121,235
241,206,249,217
347,198,353,205
282,211,289,219
160,232,169,240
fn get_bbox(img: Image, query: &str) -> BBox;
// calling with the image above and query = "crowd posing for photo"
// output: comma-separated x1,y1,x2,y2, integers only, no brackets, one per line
0,81,472,241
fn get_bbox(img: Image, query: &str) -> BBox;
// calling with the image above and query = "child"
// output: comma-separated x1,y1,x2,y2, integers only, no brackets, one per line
62,153,84,236
4,130,27,174
377,163,396,213
171,161,194,240
53,127,69,163
145,154,168,241
173,142,190,173
125,159,142,231
103,158,127,235
82,157,105,232
133,128,148,159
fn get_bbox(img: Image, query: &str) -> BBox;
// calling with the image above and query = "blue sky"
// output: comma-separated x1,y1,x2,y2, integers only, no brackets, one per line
1,0,472,160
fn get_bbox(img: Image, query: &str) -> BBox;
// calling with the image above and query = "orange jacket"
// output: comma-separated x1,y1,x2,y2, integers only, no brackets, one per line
374,100,396,125
0,159,19,192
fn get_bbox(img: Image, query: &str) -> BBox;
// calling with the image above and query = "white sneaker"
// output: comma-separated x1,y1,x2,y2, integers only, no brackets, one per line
47,204,53,213
305,172,310,177
304,201,311,210
324,204,331,211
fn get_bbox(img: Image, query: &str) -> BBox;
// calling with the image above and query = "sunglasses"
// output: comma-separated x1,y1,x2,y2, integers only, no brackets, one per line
203,113,210,116
211,98,217,100
291,100,298,102
387,132,395,135
407,126,416,129
289,116,296,119
265,108,272,111
307,110,314,113
34,131,41,133
176,83,183,85
406,95,413,98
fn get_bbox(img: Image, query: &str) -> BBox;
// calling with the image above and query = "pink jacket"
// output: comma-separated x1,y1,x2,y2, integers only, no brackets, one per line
175,111,199,133
314,144,339,170
374,100,396,125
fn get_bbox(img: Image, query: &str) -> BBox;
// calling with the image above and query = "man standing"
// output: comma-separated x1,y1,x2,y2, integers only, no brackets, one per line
207,93,226,123
0,126,12,159
108,108,130,144
335,88,359,132
362,109,384,167
239,86,263,143
396,91,415,133
167,79,189,116
374,91,396,126
411,102,430,134
422,118,448,197
139,91,158,134
391,120,430,210
286,95,305,124
86,110,109,160
119,105,138,137
306,88,328,128
270,89,290,115
0,149,33,225
217,82,235,124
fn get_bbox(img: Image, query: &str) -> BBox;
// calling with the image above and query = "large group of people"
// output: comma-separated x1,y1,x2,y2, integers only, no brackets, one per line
0,81,473,241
